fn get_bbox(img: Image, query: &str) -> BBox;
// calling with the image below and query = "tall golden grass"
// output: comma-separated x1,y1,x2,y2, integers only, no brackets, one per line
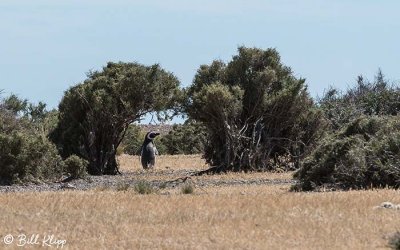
0,155,399,249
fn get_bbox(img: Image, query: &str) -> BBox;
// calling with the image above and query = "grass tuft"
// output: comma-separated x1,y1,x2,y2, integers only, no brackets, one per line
134,180,154,194
389,232,400,250
116,182,130,192
181,183,194,194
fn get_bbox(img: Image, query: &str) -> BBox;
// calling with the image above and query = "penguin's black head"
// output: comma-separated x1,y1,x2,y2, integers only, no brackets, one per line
144,131,160,143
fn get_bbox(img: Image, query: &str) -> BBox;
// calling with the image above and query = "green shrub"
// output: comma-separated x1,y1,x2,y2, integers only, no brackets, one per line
64,155,88,179
0,131,64,183
0,94,65,184
161,120,206,155
319,70,400,131
293,116,400,191
389,232,400,250
181,183,194,194
121,124,145,155
134,180,154,194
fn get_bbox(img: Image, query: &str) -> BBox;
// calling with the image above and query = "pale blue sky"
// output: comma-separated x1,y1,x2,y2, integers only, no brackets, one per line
1,0,399,110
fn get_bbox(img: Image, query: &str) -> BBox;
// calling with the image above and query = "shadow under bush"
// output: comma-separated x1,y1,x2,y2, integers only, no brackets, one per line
293,116,400,191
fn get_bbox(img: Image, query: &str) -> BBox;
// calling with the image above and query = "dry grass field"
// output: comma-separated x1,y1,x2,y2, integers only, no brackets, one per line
0,155,399,249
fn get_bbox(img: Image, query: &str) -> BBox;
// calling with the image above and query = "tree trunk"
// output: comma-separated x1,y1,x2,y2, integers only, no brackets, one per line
86,129,121,175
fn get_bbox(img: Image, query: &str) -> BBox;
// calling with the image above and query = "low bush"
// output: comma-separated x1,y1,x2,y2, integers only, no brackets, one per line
0,131,64,184
389,232,400,250
181,183,194,194
134,180,154,194
64,155,88,179
293,116,400,191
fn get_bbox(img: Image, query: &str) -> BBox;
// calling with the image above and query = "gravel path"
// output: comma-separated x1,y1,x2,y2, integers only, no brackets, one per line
0,170,296,193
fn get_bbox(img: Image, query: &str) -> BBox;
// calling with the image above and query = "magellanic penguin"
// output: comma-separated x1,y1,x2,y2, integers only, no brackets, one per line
141,131,160,169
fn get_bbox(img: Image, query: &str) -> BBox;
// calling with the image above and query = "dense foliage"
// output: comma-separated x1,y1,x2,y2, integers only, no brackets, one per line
120,124,145,155
294,71,400,191
293,116,400,191
186,47,323,171
51,62,181,175
160,120,206,155
319,69,400,130
1,49,399,192
64,155,88,179
0,95,64,184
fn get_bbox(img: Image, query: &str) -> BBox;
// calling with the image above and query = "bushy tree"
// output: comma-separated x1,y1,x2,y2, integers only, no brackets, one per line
186,47,323,172
51,62,181,175
2,94,28,115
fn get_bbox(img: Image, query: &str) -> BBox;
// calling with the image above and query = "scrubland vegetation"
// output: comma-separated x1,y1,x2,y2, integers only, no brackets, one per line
1,46,400,248
2,47,399,191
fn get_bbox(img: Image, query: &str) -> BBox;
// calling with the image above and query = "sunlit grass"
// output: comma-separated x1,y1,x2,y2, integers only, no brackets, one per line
0,155,398,249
